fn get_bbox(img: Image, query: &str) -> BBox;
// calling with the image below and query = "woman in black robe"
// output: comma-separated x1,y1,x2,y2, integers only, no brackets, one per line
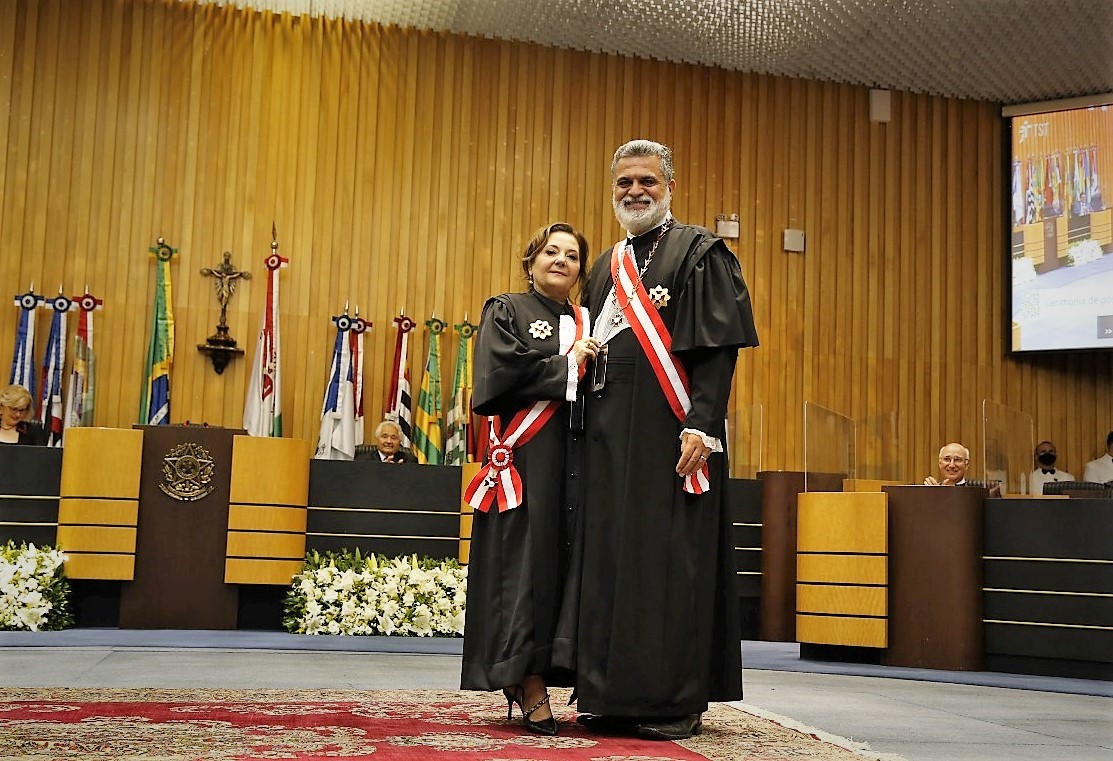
0,384,47,446
461,222,600,735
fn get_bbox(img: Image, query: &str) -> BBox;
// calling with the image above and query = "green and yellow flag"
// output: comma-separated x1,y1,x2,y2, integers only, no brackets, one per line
412,316,445,464
139,238,176,425
444,318,475,466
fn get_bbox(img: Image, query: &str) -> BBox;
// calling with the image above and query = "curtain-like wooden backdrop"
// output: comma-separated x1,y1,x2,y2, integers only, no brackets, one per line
1,0,1110,477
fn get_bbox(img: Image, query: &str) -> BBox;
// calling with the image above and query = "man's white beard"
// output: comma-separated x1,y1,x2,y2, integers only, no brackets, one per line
613,190,671,236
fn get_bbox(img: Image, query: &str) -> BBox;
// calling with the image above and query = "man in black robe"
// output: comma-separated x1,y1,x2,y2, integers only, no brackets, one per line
576,139,759,740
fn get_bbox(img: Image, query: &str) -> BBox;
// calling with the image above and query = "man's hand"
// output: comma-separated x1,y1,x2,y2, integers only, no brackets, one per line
676,431,712,477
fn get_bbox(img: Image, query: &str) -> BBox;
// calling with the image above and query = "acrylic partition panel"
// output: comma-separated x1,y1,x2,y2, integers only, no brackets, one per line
982,400,1035,495
858,410,905,482
727,402,763,479
803,402,855,492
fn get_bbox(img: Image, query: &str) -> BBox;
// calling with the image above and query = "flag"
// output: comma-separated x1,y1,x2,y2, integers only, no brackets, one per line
1090,146,1103,211
1081,148,1092,209
386,312,416,448
1074,150,1085,211
444,318,476,466
64,290,102,432
9,287,43,406
412,316,445,465
243,243,288,436
39,293,73,447
1011,160,1023,226
1050,153,1062,214
349,313,370,444
314,312,356,460
139,239,176,425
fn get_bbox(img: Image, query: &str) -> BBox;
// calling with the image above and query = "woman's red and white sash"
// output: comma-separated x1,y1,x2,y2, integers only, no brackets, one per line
464,305,589,512
609,240,710,494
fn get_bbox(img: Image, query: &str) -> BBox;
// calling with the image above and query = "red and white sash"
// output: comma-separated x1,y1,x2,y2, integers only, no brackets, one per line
464,305,589,512
609,239,710,494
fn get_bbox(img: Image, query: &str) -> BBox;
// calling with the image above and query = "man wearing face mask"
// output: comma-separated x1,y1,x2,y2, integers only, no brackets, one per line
1029,441,1074,495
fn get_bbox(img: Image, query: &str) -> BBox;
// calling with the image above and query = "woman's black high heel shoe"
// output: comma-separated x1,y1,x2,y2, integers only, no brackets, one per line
502,685,558,736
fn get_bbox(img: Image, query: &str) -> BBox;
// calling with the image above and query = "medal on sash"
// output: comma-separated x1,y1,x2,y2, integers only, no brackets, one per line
609,236,711,495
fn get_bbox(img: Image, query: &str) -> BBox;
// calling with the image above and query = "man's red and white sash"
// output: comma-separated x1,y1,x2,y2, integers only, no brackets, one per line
464,305,589,512
609,239,710,494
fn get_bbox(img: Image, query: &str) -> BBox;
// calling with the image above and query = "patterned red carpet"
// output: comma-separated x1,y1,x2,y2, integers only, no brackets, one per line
0,688,888,760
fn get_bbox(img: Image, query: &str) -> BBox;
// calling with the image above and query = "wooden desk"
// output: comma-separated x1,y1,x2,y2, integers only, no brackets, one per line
883,485,984,670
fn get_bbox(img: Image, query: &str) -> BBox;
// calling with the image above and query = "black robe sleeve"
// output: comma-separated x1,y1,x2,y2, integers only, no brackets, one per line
669,231,758,435
17,420,47,446
682,347,738,436
471,295,573,419
670,235,759,353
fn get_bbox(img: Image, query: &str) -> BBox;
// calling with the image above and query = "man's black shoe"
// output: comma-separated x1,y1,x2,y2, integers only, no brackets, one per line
576,714,639,733
636,713,703,740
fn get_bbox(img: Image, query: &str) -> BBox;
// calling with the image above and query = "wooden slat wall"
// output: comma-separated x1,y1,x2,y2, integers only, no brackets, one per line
1,0,1110,477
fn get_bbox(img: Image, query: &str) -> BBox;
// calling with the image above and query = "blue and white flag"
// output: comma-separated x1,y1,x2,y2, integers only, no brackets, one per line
10,287,44,409
39,292,73,447
349,313,369,444
313,312,356,460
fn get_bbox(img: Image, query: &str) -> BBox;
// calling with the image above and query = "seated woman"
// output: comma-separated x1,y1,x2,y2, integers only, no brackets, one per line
460,222,600,735
0,384,46,445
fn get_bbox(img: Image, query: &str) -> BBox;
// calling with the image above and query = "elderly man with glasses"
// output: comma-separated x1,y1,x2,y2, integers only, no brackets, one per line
924,443,971,486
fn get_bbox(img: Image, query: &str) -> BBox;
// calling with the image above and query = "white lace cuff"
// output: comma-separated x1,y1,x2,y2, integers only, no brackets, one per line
680,428,723,453
565,355,578,402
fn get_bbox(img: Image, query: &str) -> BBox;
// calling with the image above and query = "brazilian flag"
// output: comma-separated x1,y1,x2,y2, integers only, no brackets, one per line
139,240,176,425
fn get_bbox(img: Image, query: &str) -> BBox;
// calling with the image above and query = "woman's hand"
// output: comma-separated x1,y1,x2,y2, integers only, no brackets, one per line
571,337,600,366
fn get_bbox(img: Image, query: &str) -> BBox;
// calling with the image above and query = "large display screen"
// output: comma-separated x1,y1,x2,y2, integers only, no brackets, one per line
1007,96,1113,353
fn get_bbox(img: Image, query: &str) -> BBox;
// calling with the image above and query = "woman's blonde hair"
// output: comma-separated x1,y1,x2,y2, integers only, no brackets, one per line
0,384,33,422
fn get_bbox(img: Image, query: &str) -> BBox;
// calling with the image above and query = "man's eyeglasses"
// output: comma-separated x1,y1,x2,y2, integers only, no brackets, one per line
940,456,968,464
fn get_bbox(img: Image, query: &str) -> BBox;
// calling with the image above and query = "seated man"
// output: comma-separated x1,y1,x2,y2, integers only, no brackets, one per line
355,420,417,463
1029,440,1074,494
924,442,971,486
1082,431,1113,484
924,442,1001,496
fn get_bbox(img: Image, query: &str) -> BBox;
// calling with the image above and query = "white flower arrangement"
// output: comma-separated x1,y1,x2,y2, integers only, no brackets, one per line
0,540,72,631
1012,256,1037,286
1066,239,1103,267
284,550,467,637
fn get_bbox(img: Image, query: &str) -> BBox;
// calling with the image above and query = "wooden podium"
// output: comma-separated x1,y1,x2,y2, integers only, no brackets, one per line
119,425,242,629
758,471,844,641
883,485,984,670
